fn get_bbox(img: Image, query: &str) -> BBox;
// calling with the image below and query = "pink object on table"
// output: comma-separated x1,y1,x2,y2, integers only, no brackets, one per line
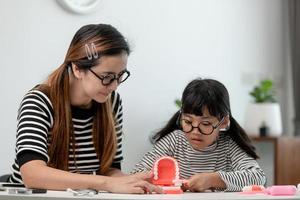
266,185,297,196
241,185,266,194
152,156,186,194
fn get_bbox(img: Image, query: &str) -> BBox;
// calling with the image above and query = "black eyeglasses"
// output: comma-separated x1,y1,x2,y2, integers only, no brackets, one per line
180,117,225,135
88,68,130,86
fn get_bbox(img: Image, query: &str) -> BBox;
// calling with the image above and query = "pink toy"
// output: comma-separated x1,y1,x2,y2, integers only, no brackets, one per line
152,156,186,194
266,185,297,196
241,185,266,194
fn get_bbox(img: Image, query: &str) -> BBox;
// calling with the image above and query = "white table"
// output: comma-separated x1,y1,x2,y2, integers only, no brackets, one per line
0,190,300,200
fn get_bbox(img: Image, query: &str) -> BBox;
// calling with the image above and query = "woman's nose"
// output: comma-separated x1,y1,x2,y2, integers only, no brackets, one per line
107,80,118,91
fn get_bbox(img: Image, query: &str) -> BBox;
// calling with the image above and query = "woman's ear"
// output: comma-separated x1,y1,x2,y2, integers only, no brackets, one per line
71,63,83,79
219,115,230,131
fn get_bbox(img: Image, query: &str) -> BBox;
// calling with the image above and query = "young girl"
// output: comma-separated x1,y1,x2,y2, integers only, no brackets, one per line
132,78,266,192
9,24,161,194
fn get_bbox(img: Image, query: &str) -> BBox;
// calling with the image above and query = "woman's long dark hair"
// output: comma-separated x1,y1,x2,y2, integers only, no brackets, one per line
41,24,130,174
152,78,259,159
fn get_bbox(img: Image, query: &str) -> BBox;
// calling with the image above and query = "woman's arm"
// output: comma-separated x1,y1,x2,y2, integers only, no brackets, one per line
20,160,105,190
16,91,162,194
20,160,162,194
105,168,126,177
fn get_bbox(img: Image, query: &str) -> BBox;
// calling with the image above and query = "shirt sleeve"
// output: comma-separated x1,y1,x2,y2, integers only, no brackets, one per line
16,90,53,168
217,139,267,192
111,92,124,165
130,132,177,174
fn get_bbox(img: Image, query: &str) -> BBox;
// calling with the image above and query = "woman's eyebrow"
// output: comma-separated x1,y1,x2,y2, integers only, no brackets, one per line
96,71,115,74
96,69,127,75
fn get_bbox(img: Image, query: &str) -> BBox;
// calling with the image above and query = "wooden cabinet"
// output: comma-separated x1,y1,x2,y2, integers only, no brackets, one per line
251,136,300,185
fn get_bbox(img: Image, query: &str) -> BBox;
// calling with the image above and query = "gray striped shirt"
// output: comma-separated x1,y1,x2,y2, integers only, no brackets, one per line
131,130,266,191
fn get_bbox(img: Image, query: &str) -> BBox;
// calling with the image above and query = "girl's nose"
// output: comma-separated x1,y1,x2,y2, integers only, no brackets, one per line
191,127,202,135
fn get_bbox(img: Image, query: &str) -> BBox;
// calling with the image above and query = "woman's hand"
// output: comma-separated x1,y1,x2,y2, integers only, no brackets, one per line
103,171,163,194
186,172,226,192
20,160,162,194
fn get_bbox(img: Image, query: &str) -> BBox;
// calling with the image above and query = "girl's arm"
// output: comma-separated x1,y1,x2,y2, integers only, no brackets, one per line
187,172,226,192
217,140,266,191
187,139,266,192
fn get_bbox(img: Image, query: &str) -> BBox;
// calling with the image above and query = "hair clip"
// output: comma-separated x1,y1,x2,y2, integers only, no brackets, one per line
84,43,99,60
85,44,93,60
91,43,98,59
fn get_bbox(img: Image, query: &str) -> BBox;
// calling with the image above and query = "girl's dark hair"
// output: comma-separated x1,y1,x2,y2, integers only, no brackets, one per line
152,78,259,159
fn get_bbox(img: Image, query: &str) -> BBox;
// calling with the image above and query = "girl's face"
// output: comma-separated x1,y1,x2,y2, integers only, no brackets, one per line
181,107,229,150
74,52,128,104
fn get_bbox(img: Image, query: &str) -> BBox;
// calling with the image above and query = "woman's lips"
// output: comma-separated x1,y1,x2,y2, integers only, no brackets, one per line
98,92,109,97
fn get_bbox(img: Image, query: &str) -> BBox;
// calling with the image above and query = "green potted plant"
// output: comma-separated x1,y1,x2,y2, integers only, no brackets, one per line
249,79,276,103
244,79,282,137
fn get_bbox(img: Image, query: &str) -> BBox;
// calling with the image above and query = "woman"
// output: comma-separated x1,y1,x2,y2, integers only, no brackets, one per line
10,24,161,194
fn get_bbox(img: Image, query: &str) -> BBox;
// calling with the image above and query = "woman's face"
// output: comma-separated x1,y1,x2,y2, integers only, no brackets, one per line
181,107,228,150
79,52,128,103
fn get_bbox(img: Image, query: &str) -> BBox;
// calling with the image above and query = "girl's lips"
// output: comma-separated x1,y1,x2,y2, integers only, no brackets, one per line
191,138,203,143
191,137,203,141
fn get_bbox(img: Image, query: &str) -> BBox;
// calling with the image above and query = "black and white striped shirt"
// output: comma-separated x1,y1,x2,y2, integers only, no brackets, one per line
131,130,266,192
10,89,123,184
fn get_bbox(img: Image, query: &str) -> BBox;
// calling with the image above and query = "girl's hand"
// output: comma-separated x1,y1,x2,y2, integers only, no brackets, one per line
186,173,212,192
186,172,226,192
103,171,163,194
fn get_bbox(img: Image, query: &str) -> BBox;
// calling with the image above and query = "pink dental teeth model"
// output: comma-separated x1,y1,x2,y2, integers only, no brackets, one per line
151,156,187,194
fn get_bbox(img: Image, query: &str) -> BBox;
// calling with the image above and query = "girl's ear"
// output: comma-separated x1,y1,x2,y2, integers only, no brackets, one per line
219,115,230,131
71,63,83,79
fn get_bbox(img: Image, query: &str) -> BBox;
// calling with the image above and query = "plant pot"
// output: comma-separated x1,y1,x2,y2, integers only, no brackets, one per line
244,103,282,137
